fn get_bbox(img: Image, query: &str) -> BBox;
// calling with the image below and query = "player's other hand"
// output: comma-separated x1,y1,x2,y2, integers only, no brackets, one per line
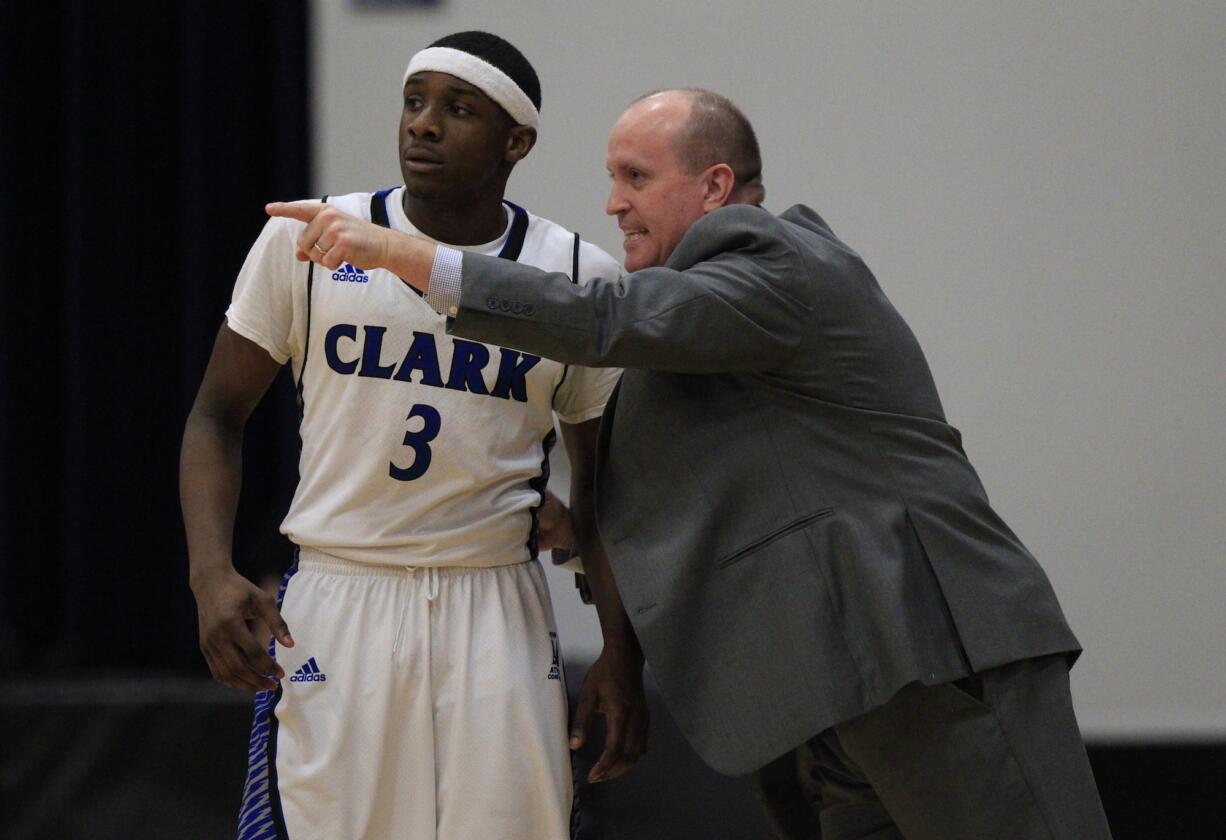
192,567,294,693
266,201,391,273
570,645,649,783
537,490,575,555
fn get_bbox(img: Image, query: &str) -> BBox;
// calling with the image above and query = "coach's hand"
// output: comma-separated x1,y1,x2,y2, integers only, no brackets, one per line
570,645,649,782
266,201,436,294
193,567,294,693
266,201,393,272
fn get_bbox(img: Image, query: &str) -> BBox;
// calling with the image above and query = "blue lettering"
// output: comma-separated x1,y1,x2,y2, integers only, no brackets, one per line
358,325,396,379
445,340,491,395
324,324,359,374
326,327,540,407
392,331,445,386
490,349,541,402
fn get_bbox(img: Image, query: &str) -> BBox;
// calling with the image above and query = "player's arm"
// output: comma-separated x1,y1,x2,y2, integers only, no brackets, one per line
560,418,648,782
180,322,294,692
535,488,574,554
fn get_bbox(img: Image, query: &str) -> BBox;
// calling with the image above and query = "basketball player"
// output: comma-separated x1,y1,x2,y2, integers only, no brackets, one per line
180,31,646,840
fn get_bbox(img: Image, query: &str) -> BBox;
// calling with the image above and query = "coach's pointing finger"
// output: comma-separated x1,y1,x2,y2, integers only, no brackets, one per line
266,201,393,272
264,201,324,223
265,200,439,292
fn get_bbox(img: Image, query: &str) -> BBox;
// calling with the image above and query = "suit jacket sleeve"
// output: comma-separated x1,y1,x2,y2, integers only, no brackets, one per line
449,204,815,373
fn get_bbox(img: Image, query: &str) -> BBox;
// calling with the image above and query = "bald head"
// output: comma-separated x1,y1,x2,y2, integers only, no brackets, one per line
605,90,764,269
631,89,765,205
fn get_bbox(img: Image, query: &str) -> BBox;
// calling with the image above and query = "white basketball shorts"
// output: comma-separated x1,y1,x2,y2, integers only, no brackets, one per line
236,550,572,840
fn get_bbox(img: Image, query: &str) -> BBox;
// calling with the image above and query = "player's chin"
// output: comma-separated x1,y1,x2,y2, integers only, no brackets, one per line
403,177,447,201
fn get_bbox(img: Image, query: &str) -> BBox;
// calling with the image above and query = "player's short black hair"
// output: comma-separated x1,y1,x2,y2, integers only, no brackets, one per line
428,31,542,113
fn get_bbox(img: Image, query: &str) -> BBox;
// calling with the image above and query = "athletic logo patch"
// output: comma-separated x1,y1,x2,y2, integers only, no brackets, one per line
332,263,368,283
289,656,328,683
547,631,560,680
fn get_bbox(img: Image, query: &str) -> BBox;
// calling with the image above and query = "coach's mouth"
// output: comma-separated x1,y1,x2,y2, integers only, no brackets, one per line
622,228,647,242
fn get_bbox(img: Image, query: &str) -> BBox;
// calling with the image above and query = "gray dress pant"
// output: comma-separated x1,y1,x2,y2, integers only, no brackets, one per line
750,655,1112,839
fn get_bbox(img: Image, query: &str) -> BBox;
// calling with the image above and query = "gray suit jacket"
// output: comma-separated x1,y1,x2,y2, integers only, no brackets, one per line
449,203,1079,775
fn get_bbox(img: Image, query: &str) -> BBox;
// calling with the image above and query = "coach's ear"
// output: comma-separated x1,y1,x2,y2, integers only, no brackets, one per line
506,125,537,163
701,163,736,212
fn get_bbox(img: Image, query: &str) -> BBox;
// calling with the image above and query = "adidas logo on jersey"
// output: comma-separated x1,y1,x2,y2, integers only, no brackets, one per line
332,263,368,283
289,657,328,682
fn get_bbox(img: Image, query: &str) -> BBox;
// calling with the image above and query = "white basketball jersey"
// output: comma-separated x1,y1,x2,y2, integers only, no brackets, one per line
226,187,622,567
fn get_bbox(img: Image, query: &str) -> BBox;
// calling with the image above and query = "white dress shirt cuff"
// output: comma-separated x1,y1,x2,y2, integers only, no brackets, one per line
425,245,463,317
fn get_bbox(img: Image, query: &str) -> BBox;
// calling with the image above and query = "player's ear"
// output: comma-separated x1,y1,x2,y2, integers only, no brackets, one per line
505,125,537,164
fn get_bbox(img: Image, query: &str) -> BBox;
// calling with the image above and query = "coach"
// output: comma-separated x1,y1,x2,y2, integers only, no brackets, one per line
269,88,1111,839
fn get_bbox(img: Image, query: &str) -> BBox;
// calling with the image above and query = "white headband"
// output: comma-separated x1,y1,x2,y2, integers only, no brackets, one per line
403,46,540,129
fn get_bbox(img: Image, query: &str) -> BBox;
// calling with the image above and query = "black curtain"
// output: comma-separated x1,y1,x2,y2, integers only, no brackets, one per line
1,3,312,673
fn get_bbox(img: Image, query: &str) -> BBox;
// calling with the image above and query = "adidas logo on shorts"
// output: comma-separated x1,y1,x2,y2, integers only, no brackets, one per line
332,263,369,283
289,656,328,683
547,632,560,680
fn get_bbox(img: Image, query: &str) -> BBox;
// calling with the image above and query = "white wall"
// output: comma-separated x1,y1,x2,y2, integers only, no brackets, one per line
311,0,1226,740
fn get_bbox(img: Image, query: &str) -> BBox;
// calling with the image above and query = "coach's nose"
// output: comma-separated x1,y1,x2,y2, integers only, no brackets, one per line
605,182,628,217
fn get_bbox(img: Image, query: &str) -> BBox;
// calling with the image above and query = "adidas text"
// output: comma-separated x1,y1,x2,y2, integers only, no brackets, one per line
332,264,369,283
289,656,328,683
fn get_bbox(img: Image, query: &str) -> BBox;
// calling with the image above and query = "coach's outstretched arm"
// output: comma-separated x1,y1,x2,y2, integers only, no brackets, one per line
180,324,295,692
265,201,804,376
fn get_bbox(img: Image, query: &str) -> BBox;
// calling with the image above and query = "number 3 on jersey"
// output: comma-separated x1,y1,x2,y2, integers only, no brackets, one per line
389,403,441,481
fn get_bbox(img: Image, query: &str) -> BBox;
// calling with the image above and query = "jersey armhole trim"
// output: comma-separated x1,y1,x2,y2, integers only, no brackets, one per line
499,201,529,261
550,233,583,406
370,188,395,228
295,193,329,415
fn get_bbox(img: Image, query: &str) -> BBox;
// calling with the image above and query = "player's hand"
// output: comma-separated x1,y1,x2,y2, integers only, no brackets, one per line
570,645,649,782
192,567,294,692
265,201,391,272
537,490,575,555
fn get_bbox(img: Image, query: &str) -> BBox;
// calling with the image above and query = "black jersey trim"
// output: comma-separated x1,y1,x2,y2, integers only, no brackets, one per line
370,188,395,228
382,192,525,259
560,234,589,604
549,234,582,407
297,262,313,416
499,201,529,261
571,231,581,282
295,194,329,415
525,426,558,558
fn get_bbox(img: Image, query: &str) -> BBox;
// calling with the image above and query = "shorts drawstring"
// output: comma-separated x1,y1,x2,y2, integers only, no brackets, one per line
392,568,438,654
413,566,440,602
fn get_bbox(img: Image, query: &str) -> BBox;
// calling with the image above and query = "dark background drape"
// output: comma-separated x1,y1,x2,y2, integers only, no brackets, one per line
0,2,311,675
